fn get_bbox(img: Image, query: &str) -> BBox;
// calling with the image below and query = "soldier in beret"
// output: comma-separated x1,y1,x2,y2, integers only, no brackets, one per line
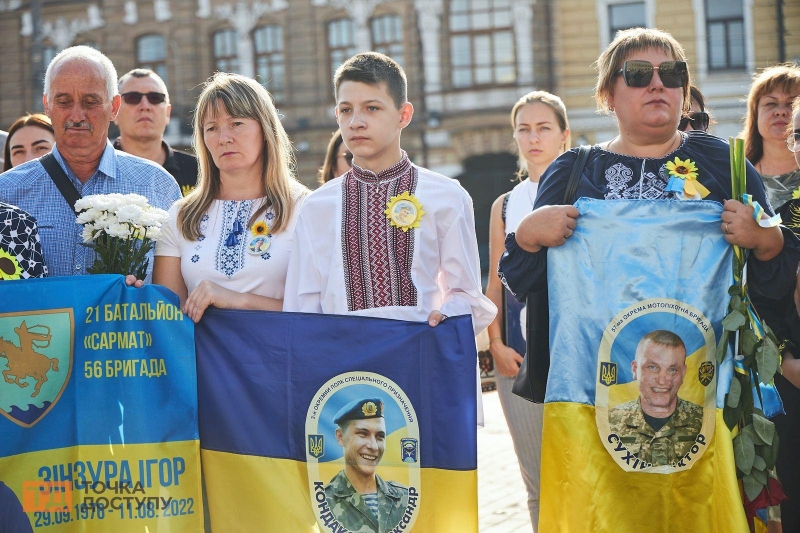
609,330,703,467
325,398,409,533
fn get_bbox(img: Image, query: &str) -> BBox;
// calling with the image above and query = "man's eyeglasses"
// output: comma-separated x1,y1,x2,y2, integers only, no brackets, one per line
679,112,710,132
787,132,800,153
120,91,167,105
617,60,688,89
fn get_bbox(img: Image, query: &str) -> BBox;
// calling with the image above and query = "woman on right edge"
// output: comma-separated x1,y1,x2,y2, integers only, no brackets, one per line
485,91,569,532
741,64,800,207
499,27,800,532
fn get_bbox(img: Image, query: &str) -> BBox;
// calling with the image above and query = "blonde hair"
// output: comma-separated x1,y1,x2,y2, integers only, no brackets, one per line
180,72,306,240
594,27,690,115
742,63,800,165
510,91,571,180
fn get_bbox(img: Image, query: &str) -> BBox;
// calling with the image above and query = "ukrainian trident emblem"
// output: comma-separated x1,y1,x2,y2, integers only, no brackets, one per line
308,434,324,459
599,362,617,386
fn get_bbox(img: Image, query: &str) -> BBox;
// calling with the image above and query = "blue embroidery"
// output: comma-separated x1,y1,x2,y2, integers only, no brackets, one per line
265,212,275,221
261,252,271,260
215,200,252,279
191,255,199,263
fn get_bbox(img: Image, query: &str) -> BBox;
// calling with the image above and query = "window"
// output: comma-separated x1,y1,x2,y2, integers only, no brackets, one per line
137,34,168,85
253,25,285,101
328,18,356,79
706,0,745,70
608,2,646,42
213,29,239,73
371,14,404,68
448,0,516,88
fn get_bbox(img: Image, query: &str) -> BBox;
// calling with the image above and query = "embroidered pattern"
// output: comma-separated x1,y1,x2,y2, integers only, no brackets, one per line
0,205,46,278
215,200,253,279
604,163,670,200
341,156,418,312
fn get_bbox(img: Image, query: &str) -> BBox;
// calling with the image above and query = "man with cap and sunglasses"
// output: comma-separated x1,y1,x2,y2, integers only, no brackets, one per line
114,68,197,196
325,398,409,533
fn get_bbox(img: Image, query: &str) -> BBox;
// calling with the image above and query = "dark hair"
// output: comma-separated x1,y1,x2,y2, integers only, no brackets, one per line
318,130,350,184
689,85,706,111
742,63,800,165
118,68,170,104
333,52,407,109
4,114,54,171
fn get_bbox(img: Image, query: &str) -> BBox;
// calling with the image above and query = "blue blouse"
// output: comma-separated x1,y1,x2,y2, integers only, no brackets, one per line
499,132,800,301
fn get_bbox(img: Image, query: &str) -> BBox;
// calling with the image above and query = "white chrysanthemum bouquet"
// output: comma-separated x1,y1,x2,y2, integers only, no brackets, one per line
75,193,169,279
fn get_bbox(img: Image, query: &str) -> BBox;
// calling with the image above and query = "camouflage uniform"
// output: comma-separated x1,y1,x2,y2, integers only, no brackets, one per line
608,397,703,466
325,470,409,533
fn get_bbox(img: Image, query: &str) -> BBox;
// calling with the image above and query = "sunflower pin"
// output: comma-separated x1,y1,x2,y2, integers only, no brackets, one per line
664,157,710,199
792,186,800,200
0,249,23,280
385,191,425,232
251,220,269,236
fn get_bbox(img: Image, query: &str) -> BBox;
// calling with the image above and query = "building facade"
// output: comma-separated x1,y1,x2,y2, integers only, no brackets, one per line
0,0,797,272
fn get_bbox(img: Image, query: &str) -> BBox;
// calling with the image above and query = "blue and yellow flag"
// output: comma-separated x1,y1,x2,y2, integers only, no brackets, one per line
197,309,479,533
541,199,747,532
0,275,201,532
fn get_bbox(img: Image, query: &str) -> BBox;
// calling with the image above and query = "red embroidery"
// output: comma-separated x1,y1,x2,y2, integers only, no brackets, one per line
341,155,418,312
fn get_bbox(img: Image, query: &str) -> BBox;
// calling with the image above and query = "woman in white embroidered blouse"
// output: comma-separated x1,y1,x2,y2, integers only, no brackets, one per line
153,72,307,322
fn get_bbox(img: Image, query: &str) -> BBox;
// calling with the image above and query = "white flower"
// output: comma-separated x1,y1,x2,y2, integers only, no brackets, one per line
81,223,98,243
124,194,150,208
76,207,103,225
116,204,145,224
138,207,169,228
106,222,131,239
144,226,162,240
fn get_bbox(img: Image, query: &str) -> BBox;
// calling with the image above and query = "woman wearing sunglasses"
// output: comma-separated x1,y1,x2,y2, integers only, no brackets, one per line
153,72,308,322
499,27,800,529
679,85,711,133
742,64,800,208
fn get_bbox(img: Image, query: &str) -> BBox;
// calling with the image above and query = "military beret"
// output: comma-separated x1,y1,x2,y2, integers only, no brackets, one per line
334,398,384,425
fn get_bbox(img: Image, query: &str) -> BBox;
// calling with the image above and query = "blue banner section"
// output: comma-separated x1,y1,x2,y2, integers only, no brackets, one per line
196,310,478,471
0,275,197,455
546,199,733,407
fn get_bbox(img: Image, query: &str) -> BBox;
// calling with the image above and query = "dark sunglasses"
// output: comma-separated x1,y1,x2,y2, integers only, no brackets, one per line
679,111,710,132
617,60,688,89
120,91,167,105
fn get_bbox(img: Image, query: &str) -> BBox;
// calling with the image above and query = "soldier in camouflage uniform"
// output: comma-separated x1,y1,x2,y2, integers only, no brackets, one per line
608,330,704,466
609,396,703,466
325,398,409,533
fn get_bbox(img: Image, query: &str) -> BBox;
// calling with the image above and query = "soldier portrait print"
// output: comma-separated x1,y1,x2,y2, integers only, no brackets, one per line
0,310,73,428
595,298,716,473
306,372,421,533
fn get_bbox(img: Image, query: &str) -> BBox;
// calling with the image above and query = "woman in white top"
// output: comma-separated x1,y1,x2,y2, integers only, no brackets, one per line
484,91,570,531
154,72,307,322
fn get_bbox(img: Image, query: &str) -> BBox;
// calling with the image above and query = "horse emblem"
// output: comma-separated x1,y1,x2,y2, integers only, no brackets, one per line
599,362,617,386
0,312,73,428
308,435,324,459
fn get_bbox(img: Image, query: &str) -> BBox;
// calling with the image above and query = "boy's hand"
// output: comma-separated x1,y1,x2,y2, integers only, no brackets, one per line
428,310,447,327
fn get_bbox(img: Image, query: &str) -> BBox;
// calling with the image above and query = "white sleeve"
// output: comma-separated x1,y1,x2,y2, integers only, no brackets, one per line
437,192,497,336
154,205,182,257
282,213,323,313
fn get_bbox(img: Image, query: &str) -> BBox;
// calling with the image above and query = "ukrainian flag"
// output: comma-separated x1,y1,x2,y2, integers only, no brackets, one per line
540,199,747,532
196,310,479,532
0,275,201,532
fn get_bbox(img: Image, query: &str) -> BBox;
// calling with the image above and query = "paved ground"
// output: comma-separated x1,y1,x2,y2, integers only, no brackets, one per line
477,390,533,532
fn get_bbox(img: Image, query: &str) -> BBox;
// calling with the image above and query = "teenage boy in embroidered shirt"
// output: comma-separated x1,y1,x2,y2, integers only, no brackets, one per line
284,52,495,336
